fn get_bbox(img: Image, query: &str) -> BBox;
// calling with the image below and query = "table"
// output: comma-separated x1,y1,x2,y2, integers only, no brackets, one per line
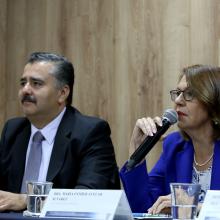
0,212,172,220
0,212,63,220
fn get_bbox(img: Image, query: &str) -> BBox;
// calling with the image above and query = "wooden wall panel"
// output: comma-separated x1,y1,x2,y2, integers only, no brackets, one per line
161,0,190,110
1,0,220,169
113,0,164,166
26,0,47,52
0,0,7,128
6,0,27,118
190,0,218,64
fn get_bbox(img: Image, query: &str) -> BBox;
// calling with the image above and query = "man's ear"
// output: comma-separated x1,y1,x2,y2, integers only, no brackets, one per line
58,85,70,104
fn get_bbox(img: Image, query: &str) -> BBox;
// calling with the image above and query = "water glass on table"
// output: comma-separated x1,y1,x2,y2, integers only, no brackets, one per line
170,183,201,220
24,181,53,217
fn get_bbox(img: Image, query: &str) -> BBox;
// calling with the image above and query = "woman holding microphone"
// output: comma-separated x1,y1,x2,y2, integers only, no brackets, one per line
120,65,220,214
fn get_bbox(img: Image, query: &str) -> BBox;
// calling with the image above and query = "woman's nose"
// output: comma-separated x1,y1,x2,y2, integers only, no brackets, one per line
174,92,185,104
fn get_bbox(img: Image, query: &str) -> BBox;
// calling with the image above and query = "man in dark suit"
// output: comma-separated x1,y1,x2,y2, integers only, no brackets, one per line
0,52,120,211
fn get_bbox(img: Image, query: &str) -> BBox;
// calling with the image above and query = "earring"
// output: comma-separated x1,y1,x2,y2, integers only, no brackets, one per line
214,120,219,125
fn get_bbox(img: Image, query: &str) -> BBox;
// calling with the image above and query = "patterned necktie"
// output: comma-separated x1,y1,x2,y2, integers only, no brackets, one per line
20,131,45,193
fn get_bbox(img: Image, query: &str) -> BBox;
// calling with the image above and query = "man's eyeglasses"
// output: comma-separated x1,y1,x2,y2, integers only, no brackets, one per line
170,89,194,102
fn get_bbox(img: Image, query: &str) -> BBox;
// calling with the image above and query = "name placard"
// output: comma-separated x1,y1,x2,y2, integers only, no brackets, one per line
198,190,220,220
40,189,133,220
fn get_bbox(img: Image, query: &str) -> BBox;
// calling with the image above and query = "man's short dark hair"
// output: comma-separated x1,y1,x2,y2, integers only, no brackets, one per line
27,52,74,106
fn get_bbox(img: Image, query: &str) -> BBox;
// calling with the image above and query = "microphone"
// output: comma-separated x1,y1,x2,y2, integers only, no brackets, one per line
126,109,178,171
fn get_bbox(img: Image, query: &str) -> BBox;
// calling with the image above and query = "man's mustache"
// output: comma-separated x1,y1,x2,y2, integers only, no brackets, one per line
21,95,37,104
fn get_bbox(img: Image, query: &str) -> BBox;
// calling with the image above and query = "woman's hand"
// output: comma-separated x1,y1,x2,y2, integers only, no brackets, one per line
129,116,162,156
147,194,202,216
147,194,171,215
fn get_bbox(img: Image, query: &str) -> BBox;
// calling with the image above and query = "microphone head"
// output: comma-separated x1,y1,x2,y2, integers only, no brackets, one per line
162,109,178,125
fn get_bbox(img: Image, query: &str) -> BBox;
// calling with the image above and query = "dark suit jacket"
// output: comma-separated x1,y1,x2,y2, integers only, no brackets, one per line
120,132,220,212
0,106,120,192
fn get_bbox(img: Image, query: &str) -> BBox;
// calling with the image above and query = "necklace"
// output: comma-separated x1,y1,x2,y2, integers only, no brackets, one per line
194,153,214,167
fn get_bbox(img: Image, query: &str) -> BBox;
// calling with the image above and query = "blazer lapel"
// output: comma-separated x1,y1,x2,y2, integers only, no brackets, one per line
211,140,220,189
46,108,74,181
10,124,31,192
175,141,194,183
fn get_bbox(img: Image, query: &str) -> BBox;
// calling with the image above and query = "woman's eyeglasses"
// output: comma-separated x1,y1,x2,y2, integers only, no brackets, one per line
170,89,194,102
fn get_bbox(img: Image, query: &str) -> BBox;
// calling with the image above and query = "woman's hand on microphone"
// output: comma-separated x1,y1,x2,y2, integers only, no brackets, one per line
129,116,162,156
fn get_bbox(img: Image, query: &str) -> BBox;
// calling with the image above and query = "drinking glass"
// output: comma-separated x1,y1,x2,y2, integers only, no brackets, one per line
170,183,201,220
24,181,53,217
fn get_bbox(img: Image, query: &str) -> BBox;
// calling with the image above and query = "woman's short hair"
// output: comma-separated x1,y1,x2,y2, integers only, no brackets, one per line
179,64,220,140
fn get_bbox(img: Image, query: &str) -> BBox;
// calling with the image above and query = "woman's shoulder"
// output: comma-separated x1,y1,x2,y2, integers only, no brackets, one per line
164,131,183,142
162,131,187,153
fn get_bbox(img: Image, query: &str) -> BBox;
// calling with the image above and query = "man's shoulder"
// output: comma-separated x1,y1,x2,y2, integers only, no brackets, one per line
4,117,29,129
65,106,109,128
3,117,29,132
59,106,111,142
1,117,30,141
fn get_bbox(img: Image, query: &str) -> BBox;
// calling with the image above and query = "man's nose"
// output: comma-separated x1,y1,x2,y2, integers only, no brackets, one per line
22,82,32,93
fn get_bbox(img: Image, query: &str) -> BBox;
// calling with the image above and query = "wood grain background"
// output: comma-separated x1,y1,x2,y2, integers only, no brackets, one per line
0,0,220,169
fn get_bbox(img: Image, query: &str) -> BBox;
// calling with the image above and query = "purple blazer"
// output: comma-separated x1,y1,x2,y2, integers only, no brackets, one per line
120,132,220,212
